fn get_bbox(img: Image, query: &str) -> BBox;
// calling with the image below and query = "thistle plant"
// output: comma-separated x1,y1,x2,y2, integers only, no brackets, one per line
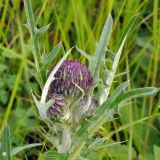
17,0,159,159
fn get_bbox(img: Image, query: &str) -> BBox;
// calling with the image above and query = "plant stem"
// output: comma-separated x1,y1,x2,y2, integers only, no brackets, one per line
58,126,71,153
24,0,43,85
69,113,111,160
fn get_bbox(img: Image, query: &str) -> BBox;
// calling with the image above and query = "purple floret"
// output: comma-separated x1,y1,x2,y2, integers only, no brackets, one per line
49,60,93,96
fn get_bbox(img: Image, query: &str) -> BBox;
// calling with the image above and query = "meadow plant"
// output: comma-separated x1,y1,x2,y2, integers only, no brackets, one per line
0,0,159,159
25,0,158,159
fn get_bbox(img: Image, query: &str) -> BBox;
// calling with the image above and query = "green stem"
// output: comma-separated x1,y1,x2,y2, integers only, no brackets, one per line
68,113,110,160
24,0,44,85
58,126,71,153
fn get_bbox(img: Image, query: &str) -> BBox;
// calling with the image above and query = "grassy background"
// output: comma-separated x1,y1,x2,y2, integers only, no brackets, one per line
0,0,159,159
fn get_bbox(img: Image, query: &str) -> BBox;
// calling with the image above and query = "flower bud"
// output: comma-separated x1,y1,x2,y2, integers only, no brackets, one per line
47,92,67,118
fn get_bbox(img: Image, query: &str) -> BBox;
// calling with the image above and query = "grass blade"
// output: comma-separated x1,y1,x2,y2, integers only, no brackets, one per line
0,125,12,160
118,13,139,47
11,143,42,156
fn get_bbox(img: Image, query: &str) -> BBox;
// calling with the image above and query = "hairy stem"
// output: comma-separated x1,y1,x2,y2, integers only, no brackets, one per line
24,0,43,85
69,113,111,160
58,126,71,153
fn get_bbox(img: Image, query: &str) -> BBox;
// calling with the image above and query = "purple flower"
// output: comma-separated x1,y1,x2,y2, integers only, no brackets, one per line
49,60,93,97
47,92,67,118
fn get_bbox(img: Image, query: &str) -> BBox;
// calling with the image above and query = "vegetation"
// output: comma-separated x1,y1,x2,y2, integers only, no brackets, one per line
0,0,159,159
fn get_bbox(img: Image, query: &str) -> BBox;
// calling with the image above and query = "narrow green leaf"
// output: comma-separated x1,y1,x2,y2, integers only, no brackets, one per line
107,49,115,60
39,130,59,147
42,151,68,160
0,125,12,160
92,87,159,134
11,143,42,156
27,68,40,85
89,15,113,86
95,80,130,115
32,92,41,110
89,141,125,150
77,81,129,137
112,87,159,108
88,136,109,149
41,52,48,63
76,46,91,60
154,145,160,160
118,13,139,47
102,37,126,102
42,43,61,66
36,24,50,35
40,43,61,79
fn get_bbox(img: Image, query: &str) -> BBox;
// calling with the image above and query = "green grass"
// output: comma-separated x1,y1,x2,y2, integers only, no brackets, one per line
0,0,159,159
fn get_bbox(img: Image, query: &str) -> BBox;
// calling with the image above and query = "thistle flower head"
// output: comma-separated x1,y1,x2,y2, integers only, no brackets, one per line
49,60,93,97
47,92,67,118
